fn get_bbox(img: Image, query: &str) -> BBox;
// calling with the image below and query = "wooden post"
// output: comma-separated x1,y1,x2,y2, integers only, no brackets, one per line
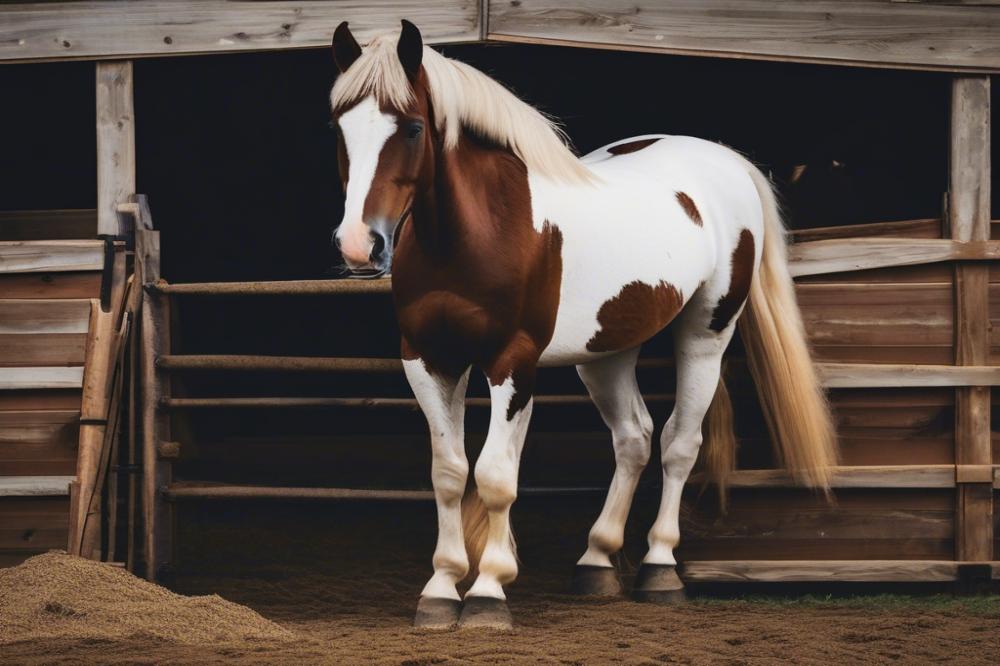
949,76,992,565
136,225,172,579
96,61,135,236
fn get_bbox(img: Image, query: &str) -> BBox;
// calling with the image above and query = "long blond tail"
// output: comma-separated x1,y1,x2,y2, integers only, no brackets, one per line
461,485,516,579
703,161,838,495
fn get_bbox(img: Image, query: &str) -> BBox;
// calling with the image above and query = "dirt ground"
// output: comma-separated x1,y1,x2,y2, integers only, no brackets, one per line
2,500,998,664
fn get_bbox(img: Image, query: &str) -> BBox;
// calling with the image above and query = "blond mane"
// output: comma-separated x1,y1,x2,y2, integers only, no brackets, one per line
330,33,595,184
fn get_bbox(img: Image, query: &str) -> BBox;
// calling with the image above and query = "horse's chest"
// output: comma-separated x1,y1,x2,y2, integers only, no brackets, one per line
396,290,512,374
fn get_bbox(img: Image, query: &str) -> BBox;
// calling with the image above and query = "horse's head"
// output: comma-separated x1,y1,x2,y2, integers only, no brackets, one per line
330,21,432,277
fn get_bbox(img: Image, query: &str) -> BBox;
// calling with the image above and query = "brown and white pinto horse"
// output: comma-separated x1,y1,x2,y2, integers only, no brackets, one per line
330,21,838,629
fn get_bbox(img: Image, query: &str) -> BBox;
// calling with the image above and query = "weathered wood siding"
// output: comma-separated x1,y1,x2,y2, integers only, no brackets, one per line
487,0,1000,73
0,0,481,63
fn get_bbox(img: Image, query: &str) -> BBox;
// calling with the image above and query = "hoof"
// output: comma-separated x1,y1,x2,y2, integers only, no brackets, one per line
458,595,513,630
414,596,461,629
632,564,687,603
571,564,623,597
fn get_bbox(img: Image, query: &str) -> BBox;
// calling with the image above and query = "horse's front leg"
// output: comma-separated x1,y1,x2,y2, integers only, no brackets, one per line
461,345,537,629
403,356,471,629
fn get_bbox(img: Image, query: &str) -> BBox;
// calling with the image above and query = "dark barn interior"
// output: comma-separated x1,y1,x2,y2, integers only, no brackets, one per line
1,44,996,583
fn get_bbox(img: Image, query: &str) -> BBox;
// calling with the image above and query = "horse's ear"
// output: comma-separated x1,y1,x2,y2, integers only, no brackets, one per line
332,21,362,73
397,19,423,81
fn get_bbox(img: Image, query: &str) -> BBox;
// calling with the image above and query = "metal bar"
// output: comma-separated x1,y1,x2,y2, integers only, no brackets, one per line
160,394,676,410
164,483,609,501
150,278,392,296
157,355,404,372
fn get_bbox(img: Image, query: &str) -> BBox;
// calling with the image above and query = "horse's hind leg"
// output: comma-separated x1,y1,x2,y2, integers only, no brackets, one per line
572,347,651,596
636,308,737,602
403,359,472,629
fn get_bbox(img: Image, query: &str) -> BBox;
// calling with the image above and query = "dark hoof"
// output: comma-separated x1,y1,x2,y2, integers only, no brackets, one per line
571,564,623,597
414,596,461,629
632,564,687,603
458,595,513,630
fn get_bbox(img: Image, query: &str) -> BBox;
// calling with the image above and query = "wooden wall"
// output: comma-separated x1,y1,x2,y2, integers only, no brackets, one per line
0,210,101,566
487,0,1000,73
0,1,998,73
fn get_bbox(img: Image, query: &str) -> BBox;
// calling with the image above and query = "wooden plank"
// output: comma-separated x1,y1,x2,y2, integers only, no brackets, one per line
816,363,1000,388
797,283,953,359
488,1,1000,73
0,410,79,476
950,76,993,563
678,538,956,561
137,226,171,579
71,301,115,555
690,465,961,489
0,367,84,390
0,476,74,497
790,218,943,243
0,297,94,366
156,355,404,372
0,1,481,63
681,560,961,583
0,272,102,299
789,239,1000,277
0,209,97,241
0,390,81,412
0,333,87,368
0,299,91,334
151,277,393,295
681,508,953,540
0,241,104,273
96,61,134,237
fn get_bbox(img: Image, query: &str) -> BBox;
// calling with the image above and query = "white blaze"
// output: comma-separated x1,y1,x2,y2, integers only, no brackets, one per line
335,95,397,265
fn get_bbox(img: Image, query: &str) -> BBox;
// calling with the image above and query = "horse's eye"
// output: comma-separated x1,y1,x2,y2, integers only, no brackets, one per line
406,123,423,140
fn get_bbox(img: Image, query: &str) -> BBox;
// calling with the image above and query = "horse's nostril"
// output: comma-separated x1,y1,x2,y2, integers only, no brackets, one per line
370,232,386,262
332,233,343,251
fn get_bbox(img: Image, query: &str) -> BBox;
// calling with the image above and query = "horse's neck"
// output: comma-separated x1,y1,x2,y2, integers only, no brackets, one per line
413,134,531,259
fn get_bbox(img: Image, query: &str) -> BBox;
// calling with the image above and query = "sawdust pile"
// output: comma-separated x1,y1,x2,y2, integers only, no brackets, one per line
0,551,293,646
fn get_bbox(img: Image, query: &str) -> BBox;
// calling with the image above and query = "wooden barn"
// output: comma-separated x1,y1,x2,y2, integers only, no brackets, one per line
0,1,997,592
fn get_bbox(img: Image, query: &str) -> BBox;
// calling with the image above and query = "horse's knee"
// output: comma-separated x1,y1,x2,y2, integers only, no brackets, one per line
430,452,468,500
613,432,651,475
660,431,702,479
474,461,517,510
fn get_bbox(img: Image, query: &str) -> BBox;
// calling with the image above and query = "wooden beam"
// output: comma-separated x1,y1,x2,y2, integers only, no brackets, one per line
789,218,944,243
816,363,1000,388
0,1,480,63
0,209,97,241
136,225,172,580
950,76,993,563
488,1,1000,73
0,476,74,497
156,354,404,373
0,299,91,334
788,239,1000,277
0,367,84,390
150,277,393,296
96,62,135,237
163,482,607,501
689,465,963,489
0,241,104,274
159,393,675,410
681,560,964,583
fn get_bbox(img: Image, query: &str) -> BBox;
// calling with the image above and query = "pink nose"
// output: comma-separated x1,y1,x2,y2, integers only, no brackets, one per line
337,222,373,267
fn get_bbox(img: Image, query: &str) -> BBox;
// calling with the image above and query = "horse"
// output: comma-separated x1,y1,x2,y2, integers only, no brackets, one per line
329,21,838,630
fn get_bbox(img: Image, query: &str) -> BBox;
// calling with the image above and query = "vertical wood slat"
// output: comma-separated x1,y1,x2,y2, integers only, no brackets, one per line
950,76,993,563
136,226,172,579
96,61,135,237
